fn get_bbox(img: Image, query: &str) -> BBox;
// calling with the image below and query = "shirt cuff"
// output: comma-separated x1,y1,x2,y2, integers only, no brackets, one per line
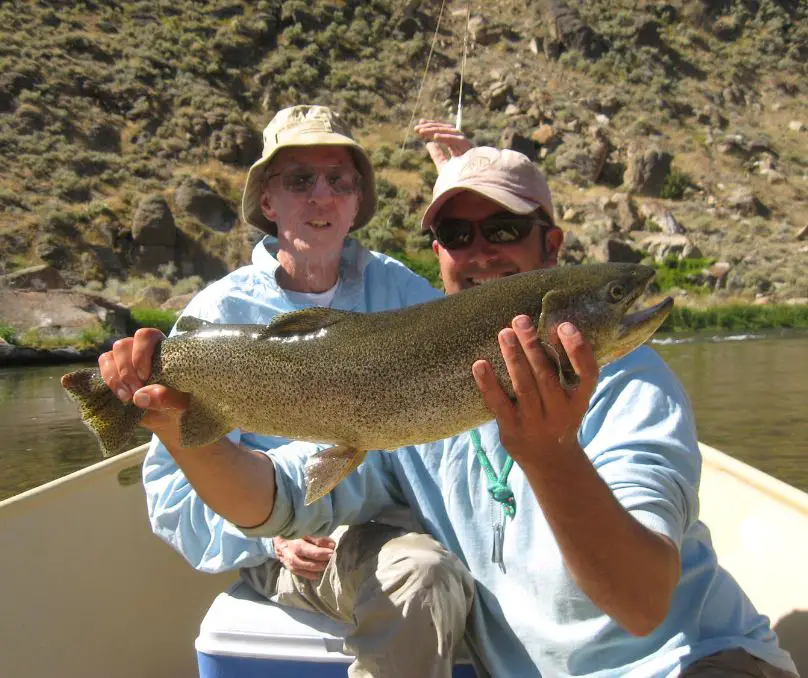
630,508,683,549
237,457,295,540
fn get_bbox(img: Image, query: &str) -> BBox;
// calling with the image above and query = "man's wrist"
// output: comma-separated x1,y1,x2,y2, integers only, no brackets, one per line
514,435,584,473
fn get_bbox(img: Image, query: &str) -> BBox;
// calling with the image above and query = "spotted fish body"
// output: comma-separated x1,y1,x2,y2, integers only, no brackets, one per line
61,263,673,504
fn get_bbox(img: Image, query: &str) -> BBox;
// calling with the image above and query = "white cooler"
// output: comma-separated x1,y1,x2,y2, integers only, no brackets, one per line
196,581,479,677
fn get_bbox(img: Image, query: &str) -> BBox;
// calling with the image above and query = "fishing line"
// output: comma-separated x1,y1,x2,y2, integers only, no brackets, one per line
398,0,449,162
456,2,472,131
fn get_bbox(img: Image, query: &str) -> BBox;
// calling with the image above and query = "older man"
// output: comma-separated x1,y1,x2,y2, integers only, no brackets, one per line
98,101,450,612
100,144,798,678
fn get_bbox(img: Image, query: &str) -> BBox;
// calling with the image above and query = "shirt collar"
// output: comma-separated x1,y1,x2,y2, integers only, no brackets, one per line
251,236,370,310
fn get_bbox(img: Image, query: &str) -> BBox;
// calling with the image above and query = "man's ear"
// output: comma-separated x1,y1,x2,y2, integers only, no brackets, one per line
431,238,441,256
259,190,277,221
543,227,564,265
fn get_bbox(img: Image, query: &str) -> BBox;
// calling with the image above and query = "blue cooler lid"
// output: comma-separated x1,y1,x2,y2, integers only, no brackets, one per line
196,580,478,676
195,581,352,663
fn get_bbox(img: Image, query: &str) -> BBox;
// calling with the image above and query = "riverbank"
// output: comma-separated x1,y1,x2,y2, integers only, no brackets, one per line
0,307,177,367
0,342,107,367
659,303,808,332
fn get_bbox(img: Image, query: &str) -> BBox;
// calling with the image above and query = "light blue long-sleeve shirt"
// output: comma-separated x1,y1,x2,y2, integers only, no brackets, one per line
143,236,443,573
242,346,797,677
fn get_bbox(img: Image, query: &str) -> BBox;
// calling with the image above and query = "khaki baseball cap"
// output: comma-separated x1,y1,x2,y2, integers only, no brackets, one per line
242,105,376,235
421,146,555,232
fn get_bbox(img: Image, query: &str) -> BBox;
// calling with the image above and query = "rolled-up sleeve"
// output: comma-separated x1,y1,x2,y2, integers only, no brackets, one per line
240,444,404,540
143,430,277,572
580,347,701,549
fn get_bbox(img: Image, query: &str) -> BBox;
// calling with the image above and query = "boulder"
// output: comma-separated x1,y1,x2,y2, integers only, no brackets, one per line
132,285,172,308
726,189,769,218
468,16,504,46
797,225,808,241
499,128,537,161
209,124,261,166
640,234,702,262
175,178,237,232
133,195,177,247
130,245,176,275
484,82,511,111
0,289,130,342
538,0,608,61
553,133,609,184
531,124,555,146
594,238,645,264
660,210,686,235
161,292,195,312
624,146,672,196
705,261,731,290
613,196,642,232
0,265,66,290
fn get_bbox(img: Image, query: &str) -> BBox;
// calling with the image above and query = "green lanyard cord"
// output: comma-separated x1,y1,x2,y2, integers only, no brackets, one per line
469,428,516,519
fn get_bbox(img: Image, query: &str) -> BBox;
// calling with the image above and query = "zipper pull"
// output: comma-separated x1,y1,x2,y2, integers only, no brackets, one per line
491,523,506,574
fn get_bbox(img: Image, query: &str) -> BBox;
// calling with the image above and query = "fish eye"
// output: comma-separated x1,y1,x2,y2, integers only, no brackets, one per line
608,283,626,302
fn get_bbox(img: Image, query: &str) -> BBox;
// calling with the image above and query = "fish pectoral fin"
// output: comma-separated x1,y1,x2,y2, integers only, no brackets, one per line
175,315,213,333
304,446,368,506
179,396,231,448
259,307,357,339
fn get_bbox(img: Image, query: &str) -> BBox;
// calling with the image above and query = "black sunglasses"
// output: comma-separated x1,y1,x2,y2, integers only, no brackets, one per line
433,212,550,251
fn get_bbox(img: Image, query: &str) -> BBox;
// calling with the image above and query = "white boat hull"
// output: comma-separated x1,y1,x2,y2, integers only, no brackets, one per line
0,445,235,678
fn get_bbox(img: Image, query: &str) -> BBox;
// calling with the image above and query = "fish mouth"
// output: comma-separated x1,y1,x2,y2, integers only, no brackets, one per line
620,296,674,338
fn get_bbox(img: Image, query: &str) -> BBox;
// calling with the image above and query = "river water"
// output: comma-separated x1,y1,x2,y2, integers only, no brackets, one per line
1,330,807,502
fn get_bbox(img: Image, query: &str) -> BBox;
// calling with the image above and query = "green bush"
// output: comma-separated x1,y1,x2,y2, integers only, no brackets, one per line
129,308,178,335
18,324,113,350
659,304,808,333
660,170,692,200
0,323,17,344
653,256,713,293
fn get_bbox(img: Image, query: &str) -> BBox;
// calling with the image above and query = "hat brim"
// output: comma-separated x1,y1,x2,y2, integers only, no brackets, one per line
242,134,376,236
421,184,542,232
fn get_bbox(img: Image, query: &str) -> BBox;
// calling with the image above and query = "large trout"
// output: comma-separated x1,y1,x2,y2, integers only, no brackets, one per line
62,263,673,504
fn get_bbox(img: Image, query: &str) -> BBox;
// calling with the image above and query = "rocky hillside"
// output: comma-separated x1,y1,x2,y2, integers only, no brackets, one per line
1,0,807,311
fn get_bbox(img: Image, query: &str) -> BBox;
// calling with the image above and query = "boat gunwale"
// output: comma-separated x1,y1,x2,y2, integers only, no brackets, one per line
0,443,149,511
699,442,808,515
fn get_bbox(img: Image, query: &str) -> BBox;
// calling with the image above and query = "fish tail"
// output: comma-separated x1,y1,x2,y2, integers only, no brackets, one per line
60,369,145,457
304,446,368,505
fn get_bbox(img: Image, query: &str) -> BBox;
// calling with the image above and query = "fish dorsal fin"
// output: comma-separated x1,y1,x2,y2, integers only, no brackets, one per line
176,316,212,333
259,307,356,339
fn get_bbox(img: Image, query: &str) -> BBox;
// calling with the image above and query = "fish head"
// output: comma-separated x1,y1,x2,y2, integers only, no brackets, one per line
537,264,673,386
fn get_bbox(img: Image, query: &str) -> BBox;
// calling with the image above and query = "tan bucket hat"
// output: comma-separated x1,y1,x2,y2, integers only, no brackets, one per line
421,146,555,232
241,105,376,235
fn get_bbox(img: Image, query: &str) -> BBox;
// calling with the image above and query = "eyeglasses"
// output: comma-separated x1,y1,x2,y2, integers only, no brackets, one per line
265,166,361,196
433,212,551,251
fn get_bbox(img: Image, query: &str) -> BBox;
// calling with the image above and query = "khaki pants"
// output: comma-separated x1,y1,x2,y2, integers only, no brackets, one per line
681,648,799,677
241,522,476,678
